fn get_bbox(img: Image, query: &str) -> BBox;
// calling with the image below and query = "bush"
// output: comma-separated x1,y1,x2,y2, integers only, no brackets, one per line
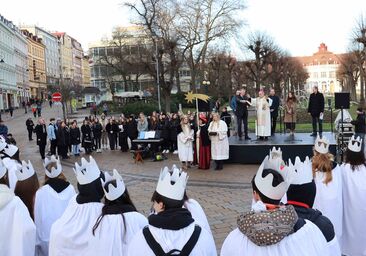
120,101,159,116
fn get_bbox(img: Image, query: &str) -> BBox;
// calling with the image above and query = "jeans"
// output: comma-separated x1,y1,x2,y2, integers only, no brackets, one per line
94,136,101,150
237,113,248,138
311,115,323,134
72,144,80,155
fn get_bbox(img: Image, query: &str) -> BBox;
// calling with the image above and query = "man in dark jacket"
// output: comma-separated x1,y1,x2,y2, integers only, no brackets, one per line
269,88,280,135
34,118,48,159
235,88,251,140
308,86,325,136
126,115,138,150
351,107,366,148
221,107,232,137
25,118,34,141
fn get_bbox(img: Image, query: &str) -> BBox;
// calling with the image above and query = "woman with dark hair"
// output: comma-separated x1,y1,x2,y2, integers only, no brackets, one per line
197,114,211,170
81,119,93,154
70,120,81,156
312,136,342,243
57,121,69,160
34,156,76,256
14,160,40,220
89,170,147,255
93,118,103,153
169,113,180,154
0,159,36,255
341,136,366,255
158,113,170,153
284,92,297,135
118,117,129,152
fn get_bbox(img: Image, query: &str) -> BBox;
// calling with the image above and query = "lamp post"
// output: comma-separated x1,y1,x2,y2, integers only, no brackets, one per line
203,80,210,94
151,32,162,113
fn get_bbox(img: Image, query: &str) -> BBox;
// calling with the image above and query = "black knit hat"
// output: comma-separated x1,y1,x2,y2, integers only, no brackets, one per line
286,180,316,208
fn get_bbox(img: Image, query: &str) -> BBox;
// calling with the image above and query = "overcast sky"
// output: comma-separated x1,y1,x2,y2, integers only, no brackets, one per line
1,0,365,57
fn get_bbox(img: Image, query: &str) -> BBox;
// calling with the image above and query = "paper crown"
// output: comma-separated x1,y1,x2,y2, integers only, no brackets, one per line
44,155,62,178
314,135,329,154
0,135,19,158
348,135,363,153
16,160,35,181
101,169,126,201
0,158,6,179
254,156,292,201
269,147,282,160
0,136,7,151
156,166,188,201
73,156,101,185
288,156,313,185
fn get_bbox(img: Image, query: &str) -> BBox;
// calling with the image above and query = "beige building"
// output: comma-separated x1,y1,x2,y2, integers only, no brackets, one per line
82,55,91,87
22,30,47,99
53,32,73,80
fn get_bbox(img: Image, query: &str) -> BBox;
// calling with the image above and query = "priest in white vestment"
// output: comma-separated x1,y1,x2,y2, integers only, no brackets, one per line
208,112,229,170
178,115,194,169
341,136,366,256
49,156,104,256
221,156,329,256
0,159,36,256
251,89,272,139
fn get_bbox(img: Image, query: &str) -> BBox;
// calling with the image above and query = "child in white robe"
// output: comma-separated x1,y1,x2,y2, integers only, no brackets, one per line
0,136,21,190
312,136,342,243
341,136,366,256
0,159,36,256
177,115,194,170
88,169,148,255
34,156,76,256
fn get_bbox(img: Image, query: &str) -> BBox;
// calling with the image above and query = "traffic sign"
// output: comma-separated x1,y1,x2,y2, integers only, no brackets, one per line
52,92,62,102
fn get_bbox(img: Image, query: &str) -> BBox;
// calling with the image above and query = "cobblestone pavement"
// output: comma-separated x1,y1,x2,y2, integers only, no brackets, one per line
6,104,258,251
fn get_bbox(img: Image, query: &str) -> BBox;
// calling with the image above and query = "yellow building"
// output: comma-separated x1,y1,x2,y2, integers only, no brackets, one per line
82,55,91,87
22,30,47,99
53,32,73,79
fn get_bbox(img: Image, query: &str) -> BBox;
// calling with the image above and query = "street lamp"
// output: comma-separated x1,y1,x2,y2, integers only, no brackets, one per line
203,80,210,94
151,32,161,113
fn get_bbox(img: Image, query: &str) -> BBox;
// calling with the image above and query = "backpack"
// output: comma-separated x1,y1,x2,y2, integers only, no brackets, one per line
142,225,201,256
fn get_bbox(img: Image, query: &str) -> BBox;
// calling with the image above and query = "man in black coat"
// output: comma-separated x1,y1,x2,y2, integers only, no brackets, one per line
25,118,34,141
34,118,47,159
308,86,325,136
235,88,251,140
269,88,280,135
126,115,138,150
221,107,232,137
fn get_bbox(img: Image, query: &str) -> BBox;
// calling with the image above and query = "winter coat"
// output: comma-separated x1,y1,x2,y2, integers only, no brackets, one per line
269,95,280,117
169,118,180,141
34,124,47,146
93,123,103,138
284,100,297,123
126,120,138,139
0,125,8,137
308,92,325,116
57,127,66,147
70,127,81,145
220,111,231,127
26,119,34,131
157,118,169,139
351,112,366,133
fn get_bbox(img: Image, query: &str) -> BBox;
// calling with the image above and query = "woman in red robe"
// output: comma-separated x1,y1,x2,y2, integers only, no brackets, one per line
197,113,211,169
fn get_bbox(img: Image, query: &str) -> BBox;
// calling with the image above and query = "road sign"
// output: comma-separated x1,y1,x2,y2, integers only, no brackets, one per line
52,92,62,102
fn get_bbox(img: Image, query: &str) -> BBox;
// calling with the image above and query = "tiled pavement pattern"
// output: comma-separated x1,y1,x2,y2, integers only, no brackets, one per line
6,105,258,251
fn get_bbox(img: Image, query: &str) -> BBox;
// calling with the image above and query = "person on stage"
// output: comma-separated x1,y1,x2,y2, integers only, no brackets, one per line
235,88,251,140
221,156,329,256
269,88,280,135
220,107,231,137
197,114,211,170
341,136,366,255
252,89,272,140
208,112,229,170
312,135,342,244
178,115,194,170
308,86,324,137
284,92,297,136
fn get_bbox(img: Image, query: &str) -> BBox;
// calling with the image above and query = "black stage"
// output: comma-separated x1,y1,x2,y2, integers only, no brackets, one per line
228,132,337,164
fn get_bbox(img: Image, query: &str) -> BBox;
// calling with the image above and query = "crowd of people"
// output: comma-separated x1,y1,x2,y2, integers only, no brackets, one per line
0,131,365,255
26,109,232,171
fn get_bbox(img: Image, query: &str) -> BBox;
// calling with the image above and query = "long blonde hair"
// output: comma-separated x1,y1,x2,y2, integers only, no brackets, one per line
312,150,334,184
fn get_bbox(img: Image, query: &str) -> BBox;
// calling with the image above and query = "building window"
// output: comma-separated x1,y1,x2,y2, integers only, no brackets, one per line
321,72,326,78
313,72,318,78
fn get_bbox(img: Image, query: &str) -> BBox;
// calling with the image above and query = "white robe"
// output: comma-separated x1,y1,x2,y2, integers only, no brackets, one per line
87,212,148,256
49,195,103,256
184,198,213,235
127,222,217,256
178,127,194,162
34,184,76,256
221,220,330,256
208,120,229,160
2,157,19,190
341,163,366,256
251,97,272,137
313,165,343,243
0,184,36,256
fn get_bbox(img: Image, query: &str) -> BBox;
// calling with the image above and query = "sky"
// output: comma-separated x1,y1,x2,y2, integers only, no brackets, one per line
1,0,365,57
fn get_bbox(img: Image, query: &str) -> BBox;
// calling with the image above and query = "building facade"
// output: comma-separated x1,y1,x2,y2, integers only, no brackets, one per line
22,30,47,99
0,14,29,111
53,32,73,80
296,43,343,95
21,25,60,90
71,37,83,86
82,55,91,87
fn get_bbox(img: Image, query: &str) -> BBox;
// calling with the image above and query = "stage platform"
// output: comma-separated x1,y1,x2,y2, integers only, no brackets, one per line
228,132,337,164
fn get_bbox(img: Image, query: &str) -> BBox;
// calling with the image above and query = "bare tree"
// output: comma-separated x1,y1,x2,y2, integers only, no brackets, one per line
176,0,246,91
352,14,366,101
337,51,361,101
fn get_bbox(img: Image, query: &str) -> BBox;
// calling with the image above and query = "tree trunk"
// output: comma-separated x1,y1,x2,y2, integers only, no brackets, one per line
361,75,365,101
176,71,181,93
163,90,171,113
62,102,66,120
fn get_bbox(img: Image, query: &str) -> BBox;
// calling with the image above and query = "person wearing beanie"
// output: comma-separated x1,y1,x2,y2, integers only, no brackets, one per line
49,156,104,255
87,169,148,255
127,168,216,256
286,157,340,255
0,159,36,256
341,136,366,255
221,156,329,256
197,113,211,170
312,135,343,244
34,156,76,256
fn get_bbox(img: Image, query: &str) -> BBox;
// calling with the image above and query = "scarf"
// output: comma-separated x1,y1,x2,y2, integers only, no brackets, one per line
104,204,136,215
149,208,194,230
45,178,70,193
